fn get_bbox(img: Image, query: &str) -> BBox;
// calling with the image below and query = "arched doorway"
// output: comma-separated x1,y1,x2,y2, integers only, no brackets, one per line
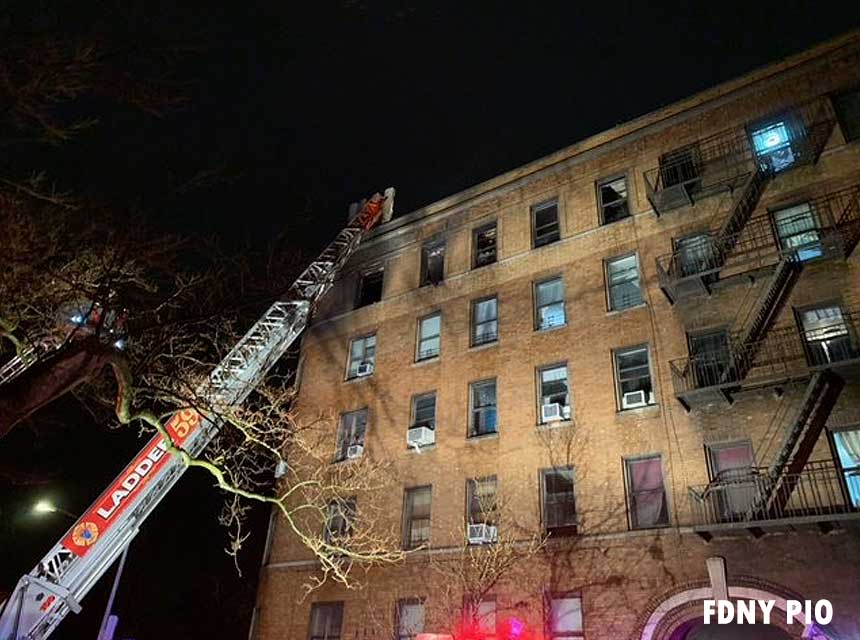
676,620,793,639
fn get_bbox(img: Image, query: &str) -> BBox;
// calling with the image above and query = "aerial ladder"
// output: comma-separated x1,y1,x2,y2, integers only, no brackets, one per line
0,188,394,640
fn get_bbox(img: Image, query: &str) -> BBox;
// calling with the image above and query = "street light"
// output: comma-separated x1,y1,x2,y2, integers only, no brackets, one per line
32,499,78,521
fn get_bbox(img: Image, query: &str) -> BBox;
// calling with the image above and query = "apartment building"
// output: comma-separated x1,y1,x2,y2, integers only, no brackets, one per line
254,31,860,640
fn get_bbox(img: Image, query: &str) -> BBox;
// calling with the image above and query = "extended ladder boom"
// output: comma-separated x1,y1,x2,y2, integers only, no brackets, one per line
0,189,393,640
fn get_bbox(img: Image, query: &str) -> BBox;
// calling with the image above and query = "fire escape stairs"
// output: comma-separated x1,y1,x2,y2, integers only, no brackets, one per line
719,256,802,397
834,187,860,259
746,370,845,520
659,166,771,305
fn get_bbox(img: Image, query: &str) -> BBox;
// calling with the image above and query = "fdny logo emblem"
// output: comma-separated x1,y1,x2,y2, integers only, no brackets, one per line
71,521,99,547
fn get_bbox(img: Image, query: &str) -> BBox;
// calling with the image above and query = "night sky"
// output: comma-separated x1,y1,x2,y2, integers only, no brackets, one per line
1,2,859,639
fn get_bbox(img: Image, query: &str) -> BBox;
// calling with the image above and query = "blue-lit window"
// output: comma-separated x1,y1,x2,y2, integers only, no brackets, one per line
751,120,797,172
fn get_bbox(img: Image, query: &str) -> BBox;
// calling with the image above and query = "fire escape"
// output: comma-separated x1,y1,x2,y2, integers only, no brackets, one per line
647,97,860,536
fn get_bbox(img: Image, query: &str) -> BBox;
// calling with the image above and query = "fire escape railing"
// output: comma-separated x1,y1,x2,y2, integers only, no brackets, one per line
669,308,860,397
656,185,860,302
687,460,858,528
645,97,836,217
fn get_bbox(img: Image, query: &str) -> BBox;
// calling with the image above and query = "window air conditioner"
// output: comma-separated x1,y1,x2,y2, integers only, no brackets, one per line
346,444,364,459
467,523,497,544
407,426,435,447
356,362,374,377
622,390,648,409
541,403,563,422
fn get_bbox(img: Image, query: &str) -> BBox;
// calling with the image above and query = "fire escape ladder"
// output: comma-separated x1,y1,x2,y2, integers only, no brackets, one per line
722,257,801,385
756,370,845,517
711,167,772,267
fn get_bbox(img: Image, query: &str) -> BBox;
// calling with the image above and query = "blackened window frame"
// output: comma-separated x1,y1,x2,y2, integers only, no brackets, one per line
833,86,860,143
596,173,631,225
531,199,561,249
355,268,384,308
473,221,498,269
420,238,446,286
540,467,577,534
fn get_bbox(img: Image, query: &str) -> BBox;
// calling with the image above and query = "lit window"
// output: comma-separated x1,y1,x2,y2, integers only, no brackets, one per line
323,497,356,543
403,486,431,549
471,296,499,346
535,277,565,330
538,364,570,424
605,254,642,311
421,239,446,286
532,200,560,248
624,455,669,529
335,409,367,462
396,600,425,640
614,345,655,410
346,334,376,379
356,269,383,307
751,116,802,172
309,603,344,640
834,88,860,143
547,594,583,639
598,176,630,224
541,467,577,533
469,379,497,437
773,203,823,262
799,304,857,366
474,222,498,268
416,313,441,360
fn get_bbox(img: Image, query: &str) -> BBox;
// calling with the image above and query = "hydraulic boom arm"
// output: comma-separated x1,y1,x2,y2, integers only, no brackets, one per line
0,188,393,640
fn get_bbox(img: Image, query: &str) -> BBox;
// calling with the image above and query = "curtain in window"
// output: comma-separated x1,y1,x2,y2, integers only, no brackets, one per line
627,457,668,528
549,596,583,638
397,602,425,640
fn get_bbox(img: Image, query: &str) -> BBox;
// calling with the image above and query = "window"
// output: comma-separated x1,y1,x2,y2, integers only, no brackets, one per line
546,594,583,639
541,467,577,533
323,497,356,543
403,486,432,549
674,232,714,277
750,115,803,172
346,334,376,379
471,296,499,346
614,345,655,410
335,409,367,461
535,277,565,330
356,269,383,307
396,600,425,640
624,455,669,529
597,176,630,224
605,254,642,311
532,200,560,248
416,313,441,360
688,330,731,388
831,428,860,508
658,144,700,189
538,364,570,423
773,203,823,261
834,88,860,143
467,476,498,530
707,441,756,521
798,304,858,365
469,379,498,437
411,392,436,429
473,222,498,268
465,597,496,638
420,239,446,286
309,602,344,640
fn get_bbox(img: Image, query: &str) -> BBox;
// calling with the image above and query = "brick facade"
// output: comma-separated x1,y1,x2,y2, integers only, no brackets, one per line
255,31,860,640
